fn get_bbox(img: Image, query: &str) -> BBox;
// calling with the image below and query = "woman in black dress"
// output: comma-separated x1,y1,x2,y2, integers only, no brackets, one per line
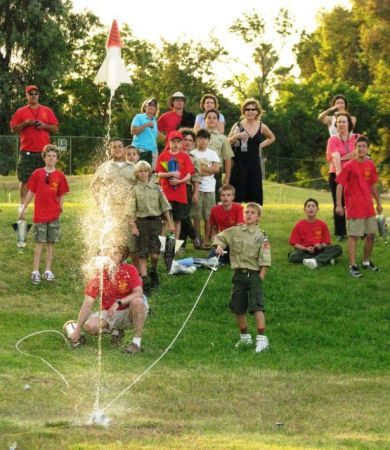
228,98,275,205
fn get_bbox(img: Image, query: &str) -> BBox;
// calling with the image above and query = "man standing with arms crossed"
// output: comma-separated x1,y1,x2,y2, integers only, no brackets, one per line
10,85,59,212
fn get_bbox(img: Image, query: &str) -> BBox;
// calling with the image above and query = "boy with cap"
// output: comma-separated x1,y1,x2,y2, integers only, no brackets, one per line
11,85,59,210
156,131,194,239
18,145,69,284
214,203,271,353
336,136,383,278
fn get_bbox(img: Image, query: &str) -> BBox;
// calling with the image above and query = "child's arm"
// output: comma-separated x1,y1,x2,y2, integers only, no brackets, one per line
169,173,191,186
192,181,200,204
201,162,221,176
70,295,95,342
18,190,34,220
371,184,383,214
158,171,181,179
294,243,315,253
163,210,175,233
259,266,267,280
58,194,66,214
223,158,232,185
335,184,345,215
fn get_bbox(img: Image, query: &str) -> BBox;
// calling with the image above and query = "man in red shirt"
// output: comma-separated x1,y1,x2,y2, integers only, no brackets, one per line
70,246,148,354
19,145,69,284
288,198,342,269
156,131,194,239
10,85,59,209
157,92,195,146
336,136,383,278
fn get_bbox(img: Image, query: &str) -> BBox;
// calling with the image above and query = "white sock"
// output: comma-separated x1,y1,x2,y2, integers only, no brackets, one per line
132,337,141,347
362,261,370,266
240,333,251,340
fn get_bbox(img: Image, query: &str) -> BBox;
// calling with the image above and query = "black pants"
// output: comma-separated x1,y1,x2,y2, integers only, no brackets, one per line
231,162,263,205
180,184,197,245
329,173,346,236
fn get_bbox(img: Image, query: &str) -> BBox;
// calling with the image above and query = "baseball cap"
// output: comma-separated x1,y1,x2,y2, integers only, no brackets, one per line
168,131,184,141
26,85,39,93
172,91,185,99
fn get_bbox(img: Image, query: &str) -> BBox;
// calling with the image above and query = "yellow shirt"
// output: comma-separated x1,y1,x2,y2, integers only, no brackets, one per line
213,224,271,270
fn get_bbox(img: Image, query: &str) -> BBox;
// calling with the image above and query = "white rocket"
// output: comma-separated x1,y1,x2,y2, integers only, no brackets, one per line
94,20,130,94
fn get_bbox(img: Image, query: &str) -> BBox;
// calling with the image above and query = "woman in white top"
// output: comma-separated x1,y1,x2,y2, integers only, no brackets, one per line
318,94,357,136
194,94,225,134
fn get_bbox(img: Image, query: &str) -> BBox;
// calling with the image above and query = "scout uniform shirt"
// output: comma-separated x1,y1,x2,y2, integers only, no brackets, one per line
213,224,271,270
131,179,171,218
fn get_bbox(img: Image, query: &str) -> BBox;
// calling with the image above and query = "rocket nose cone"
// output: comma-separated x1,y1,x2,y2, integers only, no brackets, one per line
106,19,122,48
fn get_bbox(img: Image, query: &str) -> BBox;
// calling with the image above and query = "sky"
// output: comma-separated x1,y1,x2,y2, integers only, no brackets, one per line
72,0,352,96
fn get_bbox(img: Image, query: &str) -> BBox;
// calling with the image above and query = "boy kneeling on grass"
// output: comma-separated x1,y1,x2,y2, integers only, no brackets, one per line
213,203,271,353
70,246,148,354
19,144,69,284
288,198,342,269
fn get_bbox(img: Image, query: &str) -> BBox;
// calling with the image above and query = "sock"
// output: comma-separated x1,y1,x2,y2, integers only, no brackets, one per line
362,260,370,266
240,333,251,340
132,337,141,347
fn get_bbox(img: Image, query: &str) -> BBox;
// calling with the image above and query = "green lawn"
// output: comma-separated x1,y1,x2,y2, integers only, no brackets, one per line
0,177,389,449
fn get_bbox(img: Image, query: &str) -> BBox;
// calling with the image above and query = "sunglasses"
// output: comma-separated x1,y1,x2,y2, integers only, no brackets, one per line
28,92,39,96
45,172,50,184
245,108,257,111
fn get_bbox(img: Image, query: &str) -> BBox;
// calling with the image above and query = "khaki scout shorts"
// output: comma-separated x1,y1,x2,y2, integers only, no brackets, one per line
191,191,216,220
347,216,378,237
229,269,264,314
34,220,61,243
17,151,45,183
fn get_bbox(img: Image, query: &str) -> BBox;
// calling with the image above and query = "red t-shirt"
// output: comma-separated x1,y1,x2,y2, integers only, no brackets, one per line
289,219,332,247
157,111,182,142
27,168,69,223
10,105,59,152
336,158,378,219
326,134,358,174
156,150,194,204
84,263,142,310
209,203,244,231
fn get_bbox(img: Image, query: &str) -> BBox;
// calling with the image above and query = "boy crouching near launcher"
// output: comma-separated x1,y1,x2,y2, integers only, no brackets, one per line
130,160,175,293
19,144,69,284
214,203,271,353
70,246,148,354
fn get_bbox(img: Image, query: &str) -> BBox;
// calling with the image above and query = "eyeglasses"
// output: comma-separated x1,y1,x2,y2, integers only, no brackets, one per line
28,92,39,96
245,108,257,111
45,172,50,184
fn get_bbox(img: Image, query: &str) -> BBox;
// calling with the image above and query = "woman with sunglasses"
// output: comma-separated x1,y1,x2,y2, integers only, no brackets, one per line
228,98,275,205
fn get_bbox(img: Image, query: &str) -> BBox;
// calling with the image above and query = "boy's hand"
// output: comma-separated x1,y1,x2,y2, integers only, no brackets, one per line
168,223,175,233
335,205,344,216
215,245,225,255
70,328,81,343
192,192,198,204
108,302,119,319
18,209,26,220
306,246,315,254
169,178,180,186
170,171,181,179
314,243,322,250
130,224,139,236
376,205,383,214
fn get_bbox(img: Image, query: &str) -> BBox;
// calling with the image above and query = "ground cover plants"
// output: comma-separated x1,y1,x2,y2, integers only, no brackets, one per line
0,177,389,449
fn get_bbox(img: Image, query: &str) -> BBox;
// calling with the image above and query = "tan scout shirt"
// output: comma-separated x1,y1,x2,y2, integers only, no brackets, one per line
131,179,171,218
208,130,234,162
188,153,201,185
90,160,135,215
213,224,271,270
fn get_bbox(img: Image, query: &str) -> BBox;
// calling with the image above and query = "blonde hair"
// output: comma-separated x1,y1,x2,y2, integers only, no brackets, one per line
245,202,262,217
134,160,152,177
41,144,60,159
240,98,263,120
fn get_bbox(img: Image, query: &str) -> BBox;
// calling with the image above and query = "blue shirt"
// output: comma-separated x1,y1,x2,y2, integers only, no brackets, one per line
131,113,158,152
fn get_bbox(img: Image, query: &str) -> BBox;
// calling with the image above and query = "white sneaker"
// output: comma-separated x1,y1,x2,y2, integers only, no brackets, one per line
235,333,253,348
255,335,269,353
31,271,41,284
42,270,55,282
303,258,318,269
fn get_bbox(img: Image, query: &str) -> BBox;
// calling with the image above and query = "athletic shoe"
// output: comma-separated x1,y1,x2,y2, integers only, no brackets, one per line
303,258,318,269
42,270,55,282
255,335,269,353
337,235,346,242
330,258,335,265
349,265,363,278
235,334,253,348
31,271,41,284
110,329,124,347
361,261,379,272
149,269,159,288
193,237,203,250
124,342,141,354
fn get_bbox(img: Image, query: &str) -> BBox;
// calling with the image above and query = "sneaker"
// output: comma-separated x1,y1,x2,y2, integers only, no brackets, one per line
31,271,41,284
337,235,346,242
303,258,318,269
361,261,379,272
349,265,363,278
330,258,335,265
42,270,55,282
124,342,141,354
193,237,203,250
235,334,253,348
110,329,124,347
149,269,159,288
255,335,269,353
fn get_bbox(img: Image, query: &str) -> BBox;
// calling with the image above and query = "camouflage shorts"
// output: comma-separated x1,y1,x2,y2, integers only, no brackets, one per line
17,151,44,183
34,220,61,243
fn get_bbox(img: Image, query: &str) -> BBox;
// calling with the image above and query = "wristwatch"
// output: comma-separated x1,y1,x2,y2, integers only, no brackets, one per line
116,300,123,307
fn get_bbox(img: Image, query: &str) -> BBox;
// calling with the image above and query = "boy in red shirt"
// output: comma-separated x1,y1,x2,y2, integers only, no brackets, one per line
156,131,194,239
336,136,382,278
70,246,148,354
288,198,342,269
19,145,69,284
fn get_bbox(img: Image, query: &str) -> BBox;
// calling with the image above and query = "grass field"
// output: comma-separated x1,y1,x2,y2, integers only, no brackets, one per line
0,176,389,450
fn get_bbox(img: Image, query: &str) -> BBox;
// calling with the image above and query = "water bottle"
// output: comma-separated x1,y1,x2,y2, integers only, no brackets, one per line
241,138,248,152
